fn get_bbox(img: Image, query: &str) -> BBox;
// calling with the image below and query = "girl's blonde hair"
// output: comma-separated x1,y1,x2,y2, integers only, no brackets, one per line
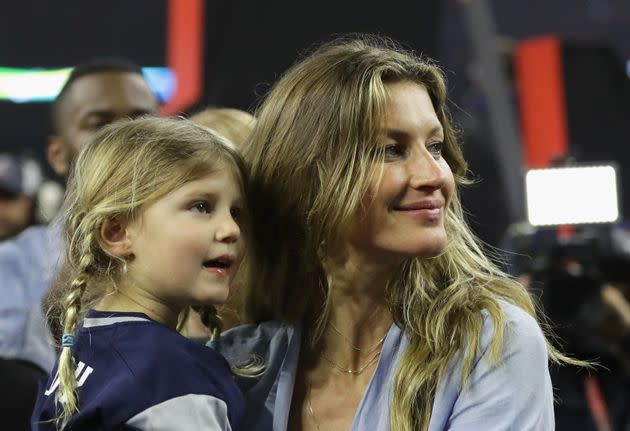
242,34,574,430
52,116,248,425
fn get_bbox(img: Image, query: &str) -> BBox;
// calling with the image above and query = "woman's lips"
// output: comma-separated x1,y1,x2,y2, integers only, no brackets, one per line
394,200,444,221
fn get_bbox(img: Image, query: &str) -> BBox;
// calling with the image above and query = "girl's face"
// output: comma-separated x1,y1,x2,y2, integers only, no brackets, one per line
346,81,455,266
125,165,244,307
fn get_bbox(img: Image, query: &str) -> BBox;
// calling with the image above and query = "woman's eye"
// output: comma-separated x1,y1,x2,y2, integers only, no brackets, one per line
190,201,212,213
427,142,443,157
384,143,405,159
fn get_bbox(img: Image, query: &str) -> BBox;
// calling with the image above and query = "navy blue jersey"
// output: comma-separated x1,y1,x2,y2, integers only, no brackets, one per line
31,310,244,430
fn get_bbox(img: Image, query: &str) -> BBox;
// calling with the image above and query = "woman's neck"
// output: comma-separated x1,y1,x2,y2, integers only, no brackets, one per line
96,282,182,329
317,247,397,367
326,290,393,351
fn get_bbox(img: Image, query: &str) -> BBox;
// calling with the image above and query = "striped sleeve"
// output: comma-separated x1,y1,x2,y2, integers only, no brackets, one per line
125,393,232,431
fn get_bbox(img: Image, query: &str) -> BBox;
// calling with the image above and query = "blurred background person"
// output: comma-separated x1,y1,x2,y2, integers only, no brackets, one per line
1,58,159,371
503,221,630,431
190,107,256,151
0,58,158,429
0,153,42,241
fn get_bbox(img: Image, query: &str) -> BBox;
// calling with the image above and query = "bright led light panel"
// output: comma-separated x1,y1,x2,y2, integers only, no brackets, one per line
0,67,176,103
526,165,619,226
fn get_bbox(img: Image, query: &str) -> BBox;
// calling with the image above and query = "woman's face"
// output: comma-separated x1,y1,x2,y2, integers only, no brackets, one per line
346,81,455,266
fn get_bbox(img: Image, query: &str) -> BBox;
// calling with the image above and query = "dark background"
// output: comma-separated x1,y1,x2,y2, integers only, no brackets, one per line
2,0,630,247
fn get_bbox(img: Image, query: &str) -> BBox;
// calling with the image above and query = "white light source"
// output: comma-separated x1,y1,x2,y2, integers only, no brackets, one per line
0,67,176,103
525,165,619,226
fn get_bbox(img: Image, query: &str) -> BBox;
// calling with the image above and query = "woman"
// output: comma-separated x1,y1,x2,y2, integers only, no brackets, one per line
220,34,567,431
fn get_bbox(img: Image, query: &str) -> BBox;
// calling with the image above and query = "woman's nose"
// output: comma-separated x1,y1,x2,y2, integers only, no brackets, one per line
408,149,447,190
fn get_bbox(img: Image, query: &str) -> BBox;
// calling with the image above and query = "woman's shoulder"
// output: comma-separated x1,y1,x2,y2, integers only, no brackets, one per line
492,299,545,338
432,303,554,429
479,299,548,361
222,320,291,340
219,321,297,363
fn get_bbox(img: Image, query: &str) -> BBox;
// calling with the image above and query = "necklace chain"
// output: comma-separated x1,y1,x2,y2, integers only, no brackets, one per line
320,348,382,375
306,324,387,429
328,321,388,352
321,322,388,375
306,351,382,430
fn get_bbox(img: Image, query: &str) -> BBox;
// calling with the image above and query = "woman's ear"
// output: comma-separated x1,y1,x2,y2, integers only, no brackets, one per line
99,216,134,258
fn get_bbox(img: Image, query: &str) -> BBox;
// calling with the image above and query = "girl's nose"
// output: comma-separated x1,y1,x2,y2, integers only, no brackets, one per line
216,213,241,243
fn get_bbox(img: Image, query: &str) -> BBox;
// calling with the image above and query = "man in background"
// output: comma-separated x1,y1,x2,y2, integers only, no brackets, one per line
0,58,158,430
0,153,42,241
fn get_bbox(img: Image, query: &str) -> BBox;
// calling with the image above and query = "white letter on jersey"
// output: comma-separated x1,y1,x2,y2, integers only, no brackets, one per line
44,361,94,397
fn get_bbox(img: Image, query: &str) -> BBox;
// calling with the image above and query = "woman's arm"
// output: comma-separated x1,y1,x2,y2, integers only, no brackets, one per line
445,302,554,430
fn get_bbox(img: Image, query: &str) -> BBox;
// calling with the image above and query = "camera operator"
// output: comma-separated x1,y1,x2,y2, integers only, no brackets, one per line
503,222,630,431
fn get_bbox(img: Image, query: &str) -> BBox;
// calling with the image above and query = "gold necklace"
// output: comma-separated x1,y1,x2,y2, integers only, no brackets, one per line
320,347,382,375
328,322,388,352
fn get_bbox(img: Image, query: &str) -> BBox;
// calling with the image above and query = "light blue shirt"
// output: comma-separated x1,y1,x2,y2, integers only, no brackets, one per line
0,223,62,372
219,300,554,430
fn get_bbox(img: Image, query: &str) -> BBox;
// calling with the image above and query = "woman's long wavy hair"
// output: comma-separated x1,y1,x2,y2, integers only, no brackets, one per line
50,116,248,426
241,34,574,430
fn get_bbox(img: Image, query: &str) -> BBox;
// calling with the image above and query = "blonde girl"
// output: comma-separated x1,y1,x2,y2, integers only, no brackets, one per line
32,116,250,430
220,34,573,430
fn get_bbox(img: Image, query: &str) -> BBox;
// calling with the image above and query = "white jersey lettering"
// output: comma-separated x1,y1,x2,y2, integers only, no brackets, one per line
43,361,95,397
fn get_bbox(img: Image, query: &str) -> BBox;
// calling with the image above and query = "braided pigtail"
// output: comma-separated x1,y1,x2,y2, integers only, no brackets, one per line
194,305,223,349
176,306,191,334
56,223,96,425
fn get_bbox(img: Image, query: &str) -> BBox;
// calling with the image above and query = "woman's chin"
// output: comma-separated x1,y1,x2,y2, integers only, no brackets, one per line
408,238,448,259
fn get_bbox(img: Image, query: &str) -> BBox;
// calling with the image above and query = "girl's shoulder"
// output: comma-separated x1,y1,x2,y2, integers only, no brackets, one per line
77,310,236,394
44,312,245,428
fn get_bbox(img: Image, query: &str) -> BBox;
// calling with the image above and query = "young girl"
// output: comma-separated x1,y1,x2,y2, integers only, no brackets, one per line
32,116,253,430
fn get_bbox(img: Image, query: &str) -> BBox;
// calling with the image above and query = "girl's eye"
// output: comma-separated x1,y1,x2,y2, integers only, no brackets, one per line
427,142,443,157
190,201,212,214
230,206,243,224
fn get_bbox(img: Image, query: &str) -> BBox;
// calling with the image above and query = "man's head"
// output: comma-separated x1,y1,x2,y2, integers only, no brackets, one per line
48,59,159,178
0,154,42,240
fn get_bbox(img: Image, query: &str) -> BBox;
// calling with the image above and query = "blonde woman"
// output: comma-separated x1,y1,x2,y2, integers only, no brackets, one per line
32,117,251,430
220,34,566,430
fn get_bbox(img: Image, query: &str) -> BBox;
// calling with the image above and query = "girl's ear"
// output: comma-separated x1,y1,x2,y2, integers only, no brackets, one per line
99,216,134,258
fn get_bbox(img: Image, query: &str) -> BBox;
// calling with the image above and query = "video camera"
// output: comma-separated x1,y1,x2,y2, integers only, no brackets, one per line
506,163,630,360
